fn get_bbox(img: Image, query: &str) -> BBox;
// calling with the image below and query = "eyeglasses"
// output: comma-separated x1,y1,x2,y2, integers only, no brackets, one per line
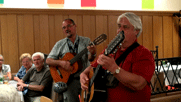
0,59,4,61
62,24,74,30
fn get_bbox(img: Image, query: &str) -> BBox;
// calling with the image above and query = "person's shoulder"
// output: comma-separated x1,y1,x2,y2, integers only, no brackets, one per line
54,38,67,46
44,65,49,69
79,36,90,40
137,45,152,54
133,45,153,57
78,36,91,43
57,38,67,43
31,64,35,68
20,65,26,70
29,66,36,71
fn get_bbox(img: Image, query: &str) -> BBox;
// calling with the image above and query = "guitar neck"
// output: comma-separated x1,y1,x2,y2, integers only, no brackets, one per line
89,64,102,88
69,48,88,65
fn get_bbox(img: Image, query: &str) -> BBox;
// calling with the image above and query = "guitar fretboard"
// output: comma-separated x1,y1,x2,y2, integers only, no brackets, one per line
69,48,88,65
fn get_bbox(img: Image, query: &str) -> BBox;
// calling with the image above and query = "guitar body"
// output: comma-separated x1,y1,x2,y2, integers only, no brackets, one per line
49,34,107,83
50,52,78,83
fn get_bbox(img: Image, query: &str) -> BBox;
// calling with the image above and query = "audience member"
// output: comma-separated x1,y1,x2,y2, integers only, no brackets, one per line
0,54,12,80
0,84,21,102
17,52,53,102
14,53,34,82
14,53,34,95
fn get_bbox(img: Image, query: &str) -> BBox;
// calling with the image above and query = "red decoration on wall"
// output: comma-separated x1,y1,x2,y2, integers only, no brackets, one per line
81,0,96,7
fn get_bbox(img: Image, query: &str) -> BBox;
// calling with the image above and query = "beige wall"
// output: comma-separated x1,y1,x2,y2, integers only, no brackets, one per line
0,8,180,73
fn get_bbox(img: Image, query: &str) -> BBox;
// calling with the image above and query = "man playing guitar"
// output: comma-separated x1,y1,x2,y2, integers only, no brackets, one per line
80,12,155,102
46,18,96,102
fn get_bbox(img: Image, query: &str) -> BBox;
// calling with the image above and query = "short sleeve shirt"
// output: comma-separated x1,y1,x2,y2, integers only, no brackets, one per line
91,44,155,102
22,66,53,97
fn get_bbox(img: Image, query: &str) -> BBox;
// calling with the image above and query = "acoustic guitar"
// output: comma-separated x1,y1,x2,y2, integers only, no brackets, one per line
50,34,107,83
80,31,125,102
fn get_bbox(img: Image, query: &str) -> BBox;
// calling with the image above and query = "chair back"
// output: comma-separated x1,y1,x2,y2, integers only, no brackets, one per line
40,96,53,102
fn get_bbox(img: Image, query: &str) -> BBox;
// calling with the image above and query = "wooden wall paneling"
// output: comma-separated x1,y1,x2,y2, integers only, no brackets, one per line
1,15,9,63
7,14,19,73
96,15,108,55
142,16,153,50
18,15,34,56
48,15,55,52
153,16,163,58
53,15,63,48
163,16,173,58
39,15,49,54
89,16,96,41
108,15,118,43
55,15,64,40
82,15,96,40
137,16,143,45
172,18,180,57
82,15,91,37
76,16,83,37
34,15,40,53
17,15,24,58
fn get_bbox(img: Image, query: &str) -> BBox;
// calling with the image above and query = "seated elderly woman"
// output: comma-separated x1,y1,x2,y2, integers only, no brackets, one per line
14,53,34,95
0,84,21,102
0,54,12,80
14,53,34,82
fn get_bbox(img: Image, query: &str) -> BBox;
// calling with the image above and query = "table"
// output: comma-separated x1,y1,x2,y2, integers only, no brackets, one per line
8,80,24,102
157,64,181,85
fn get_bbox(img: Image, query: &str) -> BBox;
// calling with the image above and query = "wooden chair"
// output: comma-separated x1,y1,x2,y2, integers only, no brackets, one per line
40,96,53,102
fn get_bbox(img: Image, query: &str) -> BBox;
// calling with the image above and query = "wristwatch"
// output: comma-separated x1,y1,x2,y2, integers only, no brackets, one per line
26,84,29,88
114,67,121,74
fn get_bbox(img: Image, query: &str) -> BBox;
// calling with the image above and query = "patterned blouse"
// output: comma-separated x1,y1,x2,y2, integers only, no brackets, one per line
15,64,34,79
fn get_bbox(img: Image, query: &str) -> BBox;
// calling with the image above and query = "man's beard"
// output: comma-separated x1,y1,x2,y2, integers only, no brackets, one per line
66,30,72,38
67,33,72,38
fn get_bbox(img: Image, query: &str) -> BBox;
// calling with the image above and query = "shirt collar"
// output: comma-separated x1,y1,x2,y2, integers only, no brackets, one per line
120,39,138,52
66,35,79,44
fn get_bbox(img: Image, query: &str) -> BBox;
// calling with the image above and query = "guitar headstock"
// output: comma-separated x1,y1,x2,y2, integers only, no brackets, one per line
105,31,125,55
89,34,107,46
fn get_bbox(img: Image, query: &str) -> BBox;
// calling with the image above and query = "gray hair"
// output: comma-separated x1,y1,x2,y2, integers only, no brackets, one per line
117,12,142,37
0,54,4,61
32,52,44,60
